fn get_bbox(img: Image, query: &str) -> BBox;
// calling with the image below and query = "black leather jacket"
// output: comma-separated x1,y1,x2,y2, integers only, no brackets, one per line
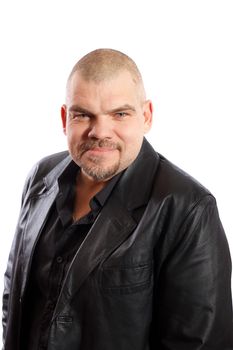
2,139,233,349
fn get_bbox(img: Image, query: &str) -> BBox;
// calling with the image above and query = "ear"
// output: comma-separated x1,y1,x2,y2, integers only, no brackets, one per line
143,100,153,134
61,104,67,135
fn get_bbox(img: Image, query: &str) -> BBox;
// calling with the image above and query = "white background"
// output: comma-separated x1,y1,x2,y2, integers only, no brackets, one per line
0,0,232,332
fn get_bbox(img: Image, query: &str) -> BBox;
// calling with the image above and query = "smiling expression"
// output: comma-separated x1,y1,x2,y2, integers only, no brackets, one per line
61,70,153,182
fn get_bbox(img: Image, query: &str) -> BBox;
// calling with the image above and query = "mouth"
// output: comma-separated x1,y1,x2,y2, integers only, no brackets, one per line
85,147,119,157
80,140,121,157
88,146,117,152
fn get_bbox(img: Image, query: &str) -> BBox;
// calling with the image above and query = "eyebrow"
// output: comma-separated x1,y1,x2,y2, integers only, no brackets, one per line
107,104,136,113
68,103,136,115
68,105,94,115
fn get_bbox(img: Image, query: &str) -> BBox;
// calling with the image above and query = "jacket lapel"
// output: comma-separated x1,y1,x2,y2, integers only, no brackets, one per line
53,195,137,316
21,184,59,293
21,155,72,294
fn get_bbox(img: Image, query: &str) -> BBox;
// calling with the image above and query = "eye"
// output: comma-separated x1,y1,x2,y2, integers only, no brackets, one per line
115,111,128,118
69,112,90,121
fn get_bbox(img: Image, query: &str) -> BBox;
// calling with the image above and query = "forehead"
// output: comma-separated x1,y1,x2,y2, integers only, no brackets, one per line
66,70,141,105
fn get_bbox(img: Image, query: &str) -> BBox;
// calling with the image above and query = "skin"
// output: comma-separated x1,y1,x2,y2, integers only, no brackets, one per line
61,70,153,190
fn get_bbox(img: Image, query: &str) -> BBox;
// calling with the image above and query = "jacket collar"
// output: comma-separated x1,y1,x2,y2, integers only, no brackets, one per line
112,138,159,211
43,154,73,191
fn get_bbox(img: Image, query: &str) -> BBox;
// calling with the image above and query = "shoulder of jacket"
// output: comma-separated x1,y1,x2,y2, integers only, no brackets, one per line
149,154,219,254
36,150,70,169
22,151,70,199
153,153,214,207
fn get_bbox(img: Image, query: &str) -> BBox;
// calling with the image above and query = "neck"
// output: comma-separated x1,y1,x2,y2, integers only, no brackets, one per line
72,170,108,221
78,170,108,193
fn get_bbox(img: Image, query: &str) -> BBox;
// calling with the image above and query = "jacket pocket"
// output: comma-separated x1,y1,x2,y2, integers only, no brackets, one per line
100,262,152,294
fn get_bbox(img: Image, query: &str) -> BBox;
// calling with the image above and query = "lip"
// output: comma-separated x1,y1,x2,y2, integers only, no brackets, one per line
86,147,118,155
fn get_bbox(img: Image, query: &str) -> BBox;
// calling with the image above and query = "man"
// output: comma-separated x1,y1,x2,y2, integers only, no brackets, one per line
2,48,233,350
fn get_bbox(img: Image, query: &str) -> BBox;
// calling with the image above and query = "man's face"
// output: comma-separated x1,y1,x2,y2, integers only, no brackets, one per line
61,70,152,182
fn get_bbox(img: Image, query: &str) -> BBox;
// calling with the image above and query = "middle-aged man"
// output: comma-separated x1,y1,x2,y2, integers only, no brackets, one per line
2,48,233,350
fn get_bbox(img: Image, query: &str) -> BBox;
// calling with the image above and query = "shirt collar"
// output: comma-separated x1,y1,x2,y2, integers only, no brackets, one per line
57,160,123,223
92,171,123,208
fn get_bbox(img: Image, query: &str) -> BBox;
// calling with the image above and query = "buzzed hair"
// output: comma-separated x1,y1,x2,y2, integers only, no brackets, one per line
67,48,146,100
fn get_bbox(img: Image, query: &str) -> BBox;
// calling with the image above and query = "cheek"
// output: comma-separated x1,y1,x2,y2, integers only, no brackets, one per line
119,131,144,159
66,126,84,143
119,126,144,145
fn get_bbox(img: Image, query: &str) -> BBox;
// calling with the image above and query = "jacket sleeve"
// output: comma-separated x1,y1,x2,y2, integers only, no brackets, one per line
154,195,233,349
2,229,21,345
2,164,38,347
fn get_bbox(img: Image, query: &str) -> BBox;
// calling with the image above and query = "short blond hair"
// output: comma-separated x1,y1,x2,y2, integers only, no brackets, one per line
67,48,146,100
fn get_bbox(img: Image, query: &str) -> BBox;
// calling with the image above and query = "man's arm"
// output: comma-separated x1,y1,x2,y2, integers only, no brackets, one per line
2,232,19,344
154,195,233,349
2,164,37,347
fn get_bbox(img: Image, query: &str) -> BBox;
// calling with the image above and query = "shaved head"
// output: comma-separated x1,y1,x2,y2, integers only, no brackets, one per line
67,48,146,101
62,48,153,182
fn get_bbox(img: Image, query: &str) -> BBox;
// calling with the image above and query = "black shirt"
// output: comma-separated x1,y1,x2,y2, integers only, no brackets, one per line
21,161,122,350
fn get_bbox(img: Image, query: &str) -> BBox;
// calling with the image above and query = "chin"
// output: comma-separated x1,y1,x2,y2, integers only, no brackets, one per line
82,162,120,182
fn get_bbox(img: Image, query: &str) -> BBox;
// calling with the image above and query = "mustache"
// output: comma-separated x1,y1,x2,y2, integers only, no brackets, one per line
79,139,121,154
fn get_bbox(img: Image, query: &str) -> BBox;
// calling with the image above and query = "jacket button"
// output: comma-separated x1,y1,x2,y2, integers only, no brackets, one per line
56,256,63,263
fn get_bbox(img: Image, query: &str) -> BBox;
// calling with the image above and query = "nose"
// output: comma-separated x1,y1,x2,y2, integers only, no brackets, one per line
88,115,113,139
